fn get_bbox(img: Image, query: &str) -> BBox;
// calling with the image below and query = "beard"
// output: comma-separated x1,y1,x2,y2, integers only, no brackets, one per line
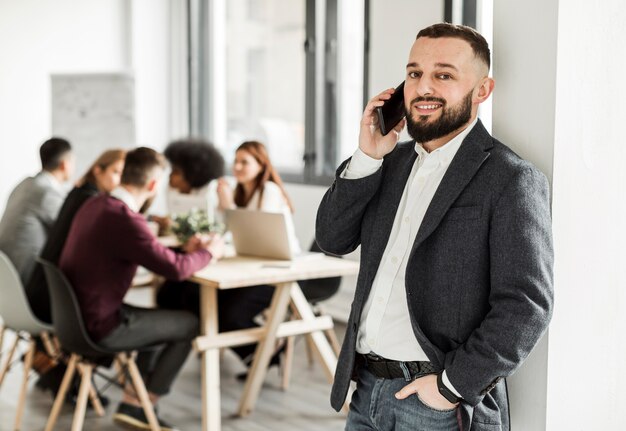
405,90,473,143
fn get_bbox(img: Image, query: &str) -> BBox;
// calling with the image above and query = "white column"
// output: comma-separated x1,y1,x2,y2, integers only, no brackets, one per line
547,1,626,429
493,1,626,429
491,1,559,430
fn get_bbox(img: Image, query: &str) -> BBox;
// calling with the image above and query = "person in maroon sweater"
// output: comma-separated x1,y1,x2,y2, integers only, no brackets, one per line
60,147,224,431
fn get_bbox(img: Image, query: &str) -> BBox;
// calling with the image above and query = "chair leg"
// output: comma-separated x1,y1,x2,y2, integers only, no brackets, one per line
114,356,127,387
45,354,78,431
124,354,160,431
280,335,296,390
0,335,19,387
70,363,93,431
40,332,60,362
76,364,105,417
0,325,5,355
304,335,316,367
324,327,342,356
14,338,35,430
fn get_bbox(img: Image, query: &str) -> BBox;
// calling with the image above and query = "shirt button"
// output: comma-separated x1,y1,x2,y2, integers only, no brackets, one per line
404,216,410,223
391,257,398,264
376,296,384,304
368,337,376,346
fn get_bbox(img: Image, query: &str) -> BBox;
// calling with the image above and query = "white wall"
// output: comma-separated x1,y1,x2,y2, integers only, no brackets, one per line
0,0,128,212
491,1,558,430
494,1,626,430
547,1,626,429
0,0,181,214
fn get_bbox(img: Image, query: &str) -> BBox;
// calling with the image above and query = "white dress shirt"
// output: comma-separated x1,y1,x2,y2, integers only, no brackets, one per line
110,186,140,213
342,118,478,397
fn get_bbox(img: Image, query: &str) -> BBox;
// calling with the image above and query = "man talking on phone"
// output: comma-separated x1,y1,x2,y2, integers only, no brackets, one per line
316,23,553,431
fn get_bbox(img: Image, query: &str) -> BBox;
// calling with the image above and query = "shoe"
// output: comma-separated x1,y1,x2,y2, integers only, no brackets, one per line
113,402,179,431
236,342,285,382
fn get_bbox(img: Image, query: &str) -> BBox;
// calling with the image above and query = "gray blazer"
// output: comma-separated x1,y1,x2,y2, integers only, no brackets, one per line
0,172,65,283
316,121,554,431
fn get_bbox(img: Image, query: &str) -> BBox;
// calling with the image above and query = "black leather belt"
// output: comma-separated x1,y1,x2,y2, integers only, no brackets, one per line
355,352,438,380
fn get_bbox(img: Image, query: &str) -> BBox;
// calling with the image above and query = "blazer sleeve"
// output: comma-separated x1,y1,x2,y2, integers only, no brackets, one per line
444,165,554,406
315,158,383,255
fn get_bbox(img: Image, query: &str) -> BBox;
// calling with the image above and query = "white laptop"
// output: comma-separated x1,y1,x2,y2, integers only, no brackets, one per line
225,209,322,261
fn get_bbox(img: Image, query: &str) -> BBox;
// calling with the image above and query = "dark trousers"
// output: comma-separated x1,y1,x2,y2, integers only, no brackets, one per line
156,280,274,362
98,304,198,396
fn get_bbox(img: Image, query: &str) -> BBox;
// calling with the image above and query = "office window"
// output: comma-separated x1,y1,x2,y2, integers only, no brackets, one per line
225,0,306,174
190,0,341,184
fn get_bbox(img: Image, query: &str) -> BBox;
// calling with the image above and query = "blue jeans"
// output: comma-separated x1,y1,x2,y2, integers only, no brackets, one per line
346,367,460,431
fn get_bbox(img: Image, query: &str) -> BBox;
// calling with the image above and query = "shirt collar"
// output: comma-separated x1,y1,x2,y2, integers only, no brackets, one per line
110,186,140,213
40,171,65,194
414,117,478,165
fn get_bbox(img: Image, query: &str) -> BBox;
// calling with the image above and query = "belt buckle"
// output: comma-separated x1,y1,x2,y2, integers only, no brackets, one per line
364,353,384,363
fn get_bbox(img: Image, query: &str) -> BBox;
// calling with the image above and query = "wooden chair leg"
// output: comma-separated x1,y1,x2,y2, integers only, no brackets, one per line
71,363,93,431
324,327,342,356
280,335,295,390
0,335,19,387
0,325,5,354
114,356,127,387
125,355,160,431
45,354,79,431
14,338,35,430
40,332,60,363
304,334,316,367
76,364,105,417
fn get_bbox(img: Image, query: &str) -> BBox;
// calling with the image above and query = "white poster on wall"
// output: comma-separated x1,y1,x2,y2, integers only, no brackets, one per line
51,73,135,179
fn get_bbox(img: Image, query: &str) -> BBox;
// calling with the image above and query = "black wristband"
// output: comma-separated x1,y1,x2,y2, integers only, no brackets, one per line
437,372,461,404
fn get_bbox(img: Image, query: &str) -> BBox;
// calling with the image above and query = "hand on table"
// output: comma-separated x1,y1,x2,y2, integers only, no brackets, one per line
183,233,225,261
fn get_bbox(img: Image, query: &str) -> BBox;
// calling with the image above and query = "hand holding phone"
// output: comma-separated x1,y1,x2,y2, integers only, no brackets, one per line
375,81,405,136
359,85,406,160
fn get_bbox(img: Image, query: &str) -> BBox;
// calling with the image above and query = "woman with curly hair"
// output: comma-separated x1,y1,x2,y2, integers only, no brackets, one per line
150,138,225,230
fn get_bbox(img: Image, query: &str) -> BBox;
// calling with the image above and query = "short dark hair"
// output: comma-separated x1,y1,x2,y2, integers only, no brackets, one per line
164,138,225,188
39,137,72,171
416,23,491,71
121,147,166,187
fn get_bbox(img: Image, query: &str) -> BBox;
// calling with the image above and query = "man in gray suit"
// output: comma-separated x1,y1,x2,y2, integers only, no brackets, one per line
0,137,74,284
316,23,553,431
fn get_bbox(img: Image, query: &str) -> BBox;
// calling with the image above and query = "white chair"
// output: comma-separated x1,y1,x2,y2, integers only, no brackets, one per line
0,251,63,430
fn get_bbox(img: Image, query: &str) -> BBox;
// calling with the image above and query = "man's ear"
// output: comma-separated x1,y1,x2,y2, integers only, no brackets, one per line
475,77,495,104
146,178,158,193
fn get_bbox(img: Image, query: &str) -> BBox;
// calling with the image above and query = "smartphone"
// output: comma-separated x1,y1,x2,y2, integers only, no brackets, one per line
375,81,405,136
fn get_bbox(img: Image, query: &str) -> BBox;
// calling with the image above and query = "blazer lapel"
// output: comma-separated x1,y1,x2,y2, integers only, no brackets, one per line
412,121,493,252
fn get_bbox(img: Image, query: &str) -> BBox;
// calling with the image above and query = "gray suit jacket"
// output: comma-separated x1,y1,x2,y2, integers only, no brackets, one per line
316,121,554,431
0,172,65,283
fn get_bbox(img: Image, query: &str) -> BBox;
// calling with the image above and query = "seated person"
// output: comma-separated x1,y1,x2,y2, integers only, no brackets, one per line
0,137,74,285
151,138,225,231
28,149,126,323
59,147,224,431
27,149,125,398
158,140,299,369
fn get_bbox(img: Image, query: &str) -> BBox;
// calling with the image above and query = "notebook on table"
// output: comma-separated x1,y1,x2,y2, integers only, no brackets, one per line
225,209,322,261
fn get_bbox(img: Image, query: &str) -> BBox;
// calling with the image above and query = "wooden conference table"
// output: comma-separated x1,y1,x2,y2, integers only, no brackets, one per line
188,253,359,431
